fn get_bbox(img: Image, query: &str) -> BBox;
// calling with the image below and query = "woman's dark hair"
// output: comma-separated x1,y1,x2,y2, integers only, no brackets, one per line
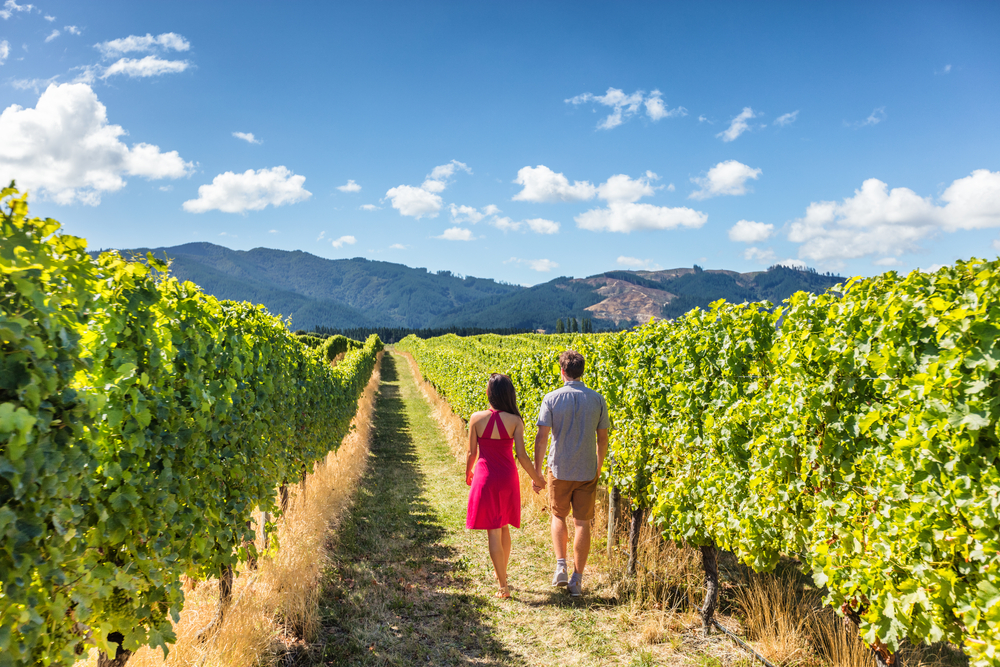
487,373,521,419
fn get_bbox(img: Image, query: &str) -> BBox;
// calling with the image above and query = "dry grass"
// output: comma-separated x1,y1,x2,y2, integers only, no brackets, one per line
77,352,383,667
729,572,820,666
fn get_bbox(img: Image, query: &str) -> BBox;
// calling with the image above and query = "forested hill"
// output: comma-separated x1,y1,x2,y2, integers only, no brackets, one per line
105,243,844,331
108,242,521,330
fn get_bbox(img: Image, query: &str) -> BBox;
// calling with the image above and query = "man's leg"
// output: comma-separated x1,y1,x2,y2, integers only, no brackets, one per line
572,517,591,575
551,514,569,560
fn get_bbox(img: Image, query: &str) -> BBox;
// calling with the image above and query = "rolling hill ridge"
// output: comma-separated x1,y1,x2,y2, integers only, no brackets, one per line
108,243,845,331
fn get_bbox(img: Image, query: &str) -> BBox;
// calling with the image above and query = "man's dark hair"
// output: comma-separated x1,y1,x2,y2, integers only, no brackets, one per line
559,350,585,379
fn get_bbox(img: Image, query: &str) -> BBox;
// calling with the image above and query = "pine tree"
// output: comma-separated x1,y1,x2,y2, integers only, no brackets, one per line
570,317,579,333
556,318,564,334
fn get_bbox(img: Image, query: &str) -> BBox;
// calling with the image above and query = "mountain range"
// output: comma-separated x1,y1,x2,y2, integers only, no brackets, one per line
108,242,846,331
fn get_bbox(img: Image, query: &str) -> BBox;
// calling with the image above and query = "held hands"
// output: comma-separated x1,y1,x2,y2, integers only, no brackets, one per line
531,475,547,495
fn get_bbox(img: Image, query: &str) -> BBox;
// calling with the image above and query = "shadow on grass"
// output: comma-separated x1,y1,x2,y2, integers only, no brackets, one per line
315,354,526,666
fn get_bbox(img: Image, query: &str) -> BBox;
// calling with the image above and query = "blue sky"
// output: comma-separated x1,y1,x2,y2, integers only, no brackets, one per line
2,1,999,285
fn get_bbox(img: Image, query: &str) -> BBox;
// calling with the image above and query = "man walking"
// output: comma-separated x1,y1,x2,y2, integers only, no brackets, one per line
533,350,610,597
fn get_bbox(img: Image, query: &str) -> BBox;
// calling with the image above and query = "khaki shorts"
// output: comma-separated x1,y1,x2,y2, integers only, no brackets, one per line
547,471,598,521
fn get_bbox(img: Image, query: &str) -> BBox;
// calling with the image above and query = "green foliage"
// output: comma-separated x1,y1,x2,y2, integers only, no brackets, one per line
1,189,382,665
400,260,1000,667
0,184,96,665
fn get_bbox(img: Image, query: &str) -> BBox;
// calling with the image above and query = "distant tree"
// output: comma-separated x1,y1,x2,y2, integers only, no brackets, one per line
556,318,565,333
693,264,704,273
570,317,579,333
582,317,592,333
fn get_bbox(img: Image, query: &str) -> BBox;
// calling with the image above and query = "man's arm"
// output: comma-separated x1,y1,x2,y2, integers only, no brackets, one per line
534,426,550,479
596,428,609,477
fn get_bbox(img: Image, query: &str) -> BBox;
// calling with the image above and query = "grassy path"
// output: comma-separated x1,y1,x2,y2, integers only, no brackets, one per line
315,352,670,666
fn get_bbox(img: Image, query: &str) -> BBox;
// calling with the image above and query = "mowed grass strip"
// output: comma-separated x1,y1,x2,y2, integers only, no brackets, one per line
316,353,522,666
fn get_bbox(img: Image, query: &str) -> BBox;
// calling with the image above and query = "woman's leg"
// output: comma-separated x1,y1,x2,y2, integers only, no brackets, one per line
487,528,508,589
501,525,512,573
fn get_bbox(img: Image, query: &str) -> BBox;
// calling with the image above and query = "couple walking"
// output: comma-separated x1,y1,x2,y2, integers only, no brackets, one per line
465,350,610,599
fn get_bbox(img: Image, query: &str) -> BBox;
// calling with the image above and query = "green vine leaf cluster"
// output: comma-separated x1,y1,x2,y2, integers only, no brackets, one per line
1,188,382,665
398,260,1000,667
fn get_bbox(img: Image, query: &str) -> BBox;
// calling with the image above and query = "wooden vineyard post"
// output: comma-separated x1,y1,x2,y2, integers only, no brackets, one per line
219,564,234,609
627,506,644,577
280,484,289,512
246,520,258,570
607,486,622,559
96,632,132,667
700,544,719,635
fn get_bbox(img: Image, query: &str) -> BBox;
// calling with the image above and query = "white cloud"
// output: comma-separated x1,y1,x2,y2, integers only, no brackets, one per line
390,243,406,250
528,259,558,272
774,110,799,127
851,107,886,128
183,166,311,214
64,25,80,35
690,160,762,200
102,55,189,79
717,107,757,142
337,179,361,193
158,185,172,192
936,64,952,75
44,14,54,21
268,229,278,233
576,202,707,233
0,40,9,65
525,218,559,234
743,247,776,264
316,231,326,241
491,216,521,232
233,131,262,144
698,115,711,124
386,161,468,219
566,87,683,129
0,83,192,205
331,235,356,248
598,172,659,203
644,90,687,121
617,256,651,268
450,203,492,223
507,257,559,272
0,1,33,20
874,257,901,266
360,204,380,211
512,165,597,202
728,219,774,243
422,159,470,192
776,258,808,269
788,170,1000,262
436,226,474,241
385,184,442,218
666,183,675,192
96,32,190,57
44,29,59,42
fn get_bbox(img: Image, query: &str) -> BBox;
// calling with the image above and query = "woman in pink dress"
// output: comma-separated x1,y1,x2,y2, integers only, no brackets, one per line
465,373,547,598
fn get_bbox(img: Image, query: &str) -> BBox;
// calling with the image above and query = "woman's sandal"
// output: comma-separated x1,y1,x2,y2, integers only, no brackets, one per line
495,585,511,599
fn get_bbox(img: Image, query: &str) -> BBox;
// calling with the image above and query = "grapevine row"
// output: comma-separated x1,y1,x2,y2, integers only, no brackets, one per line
397,258,1000,667
0,187,382,665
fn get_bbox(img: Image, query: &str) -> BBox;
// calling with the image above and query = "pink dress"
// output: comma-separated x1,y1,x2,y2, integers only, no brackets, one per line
466,409,521,530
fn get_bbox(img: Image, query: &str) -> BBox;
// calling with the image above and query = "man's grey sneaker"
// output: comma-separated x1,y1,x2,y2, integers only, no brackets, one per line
552,566,569,587
567,573,583,597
